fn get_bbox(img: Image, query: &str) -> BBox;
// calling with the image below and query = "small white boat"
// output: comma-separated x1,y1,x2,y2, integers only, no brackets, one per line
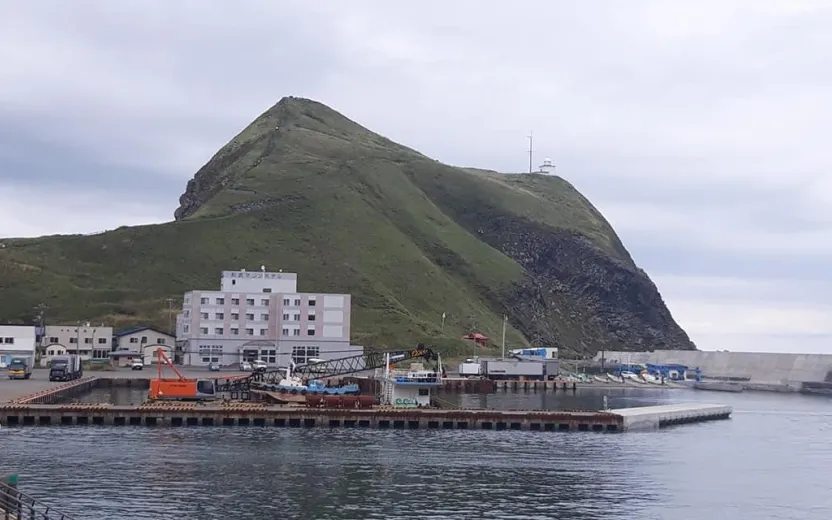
606,373,623,383
641,372,662,385
593,375,609,383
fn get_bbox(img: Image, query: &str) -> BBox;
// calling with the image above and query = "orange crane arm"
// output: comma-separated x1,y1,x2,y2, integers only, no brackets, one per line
156,347,189,381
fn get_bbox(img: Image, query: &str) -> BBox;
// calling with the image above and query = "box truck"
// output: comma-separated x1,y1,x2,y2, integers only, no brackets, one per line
49,355,82,381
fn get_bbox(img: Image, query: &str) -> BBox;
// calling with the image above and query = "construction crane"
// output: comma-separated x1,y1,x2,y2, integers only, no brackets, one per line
250,344,440,385
148,345,440,402
148,348,248,401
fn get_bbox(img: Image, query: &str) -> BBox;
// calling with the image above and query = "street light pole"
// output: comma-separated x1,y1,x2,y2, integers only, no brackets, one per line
75,321,81,358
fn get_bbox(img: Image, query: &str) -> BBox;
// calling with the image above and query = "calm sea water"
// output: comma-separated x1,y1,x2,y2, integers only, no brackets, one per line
2,388,831,520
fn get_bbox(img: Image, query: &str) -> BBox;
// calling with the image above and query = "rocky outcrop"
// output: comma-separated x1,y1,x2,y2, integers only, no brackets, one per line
490,218,694,353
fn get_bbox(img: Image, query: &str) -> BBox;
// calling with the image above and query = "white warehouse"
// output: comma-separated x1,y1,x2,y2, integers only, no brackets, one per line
0,325,37,368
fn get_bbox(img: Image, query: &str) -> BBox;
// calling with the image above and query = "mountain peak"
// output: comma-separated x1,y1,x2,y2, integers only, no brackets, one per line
174,98,415,220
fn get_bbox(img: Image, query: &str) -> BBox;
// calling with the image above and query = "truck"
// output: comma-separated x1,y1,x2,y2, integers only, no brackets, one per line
7,355,34,380
49,355,83,381
457,359,483,377
482,359,545,381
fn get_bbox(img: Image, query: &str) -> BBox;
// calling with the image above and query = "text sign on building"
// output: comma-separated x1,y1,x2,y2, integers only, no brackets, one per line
393,397,418,408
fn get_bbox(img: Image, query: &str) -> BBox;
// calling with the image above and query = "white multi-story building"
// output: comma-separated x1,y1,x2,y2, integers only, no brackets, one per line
0,325,37,368
176,268,359,367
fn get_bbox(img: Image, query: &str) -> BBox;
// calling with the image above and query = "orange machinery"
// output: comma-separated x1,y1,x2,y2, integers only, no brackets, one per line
148,347,219,401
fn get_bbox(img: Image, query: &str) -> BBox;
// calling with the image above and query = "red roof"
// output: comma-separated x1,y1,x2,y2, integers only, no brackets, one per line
463,333,489,341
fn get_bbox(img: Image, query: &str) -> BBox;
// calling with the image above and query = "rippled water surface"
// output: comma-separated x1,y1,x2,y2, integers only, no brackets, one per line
3,388,831,519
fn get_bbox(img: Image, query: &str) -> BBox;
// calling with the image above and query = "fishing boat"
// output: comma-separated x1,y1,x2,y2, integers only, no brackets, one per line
606,373,623,383
593,375,609,383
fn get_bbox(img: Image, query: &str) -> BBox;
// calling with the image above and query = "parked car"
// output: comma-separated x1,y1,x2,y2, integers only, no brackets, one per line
131,359,143,371
240,361,253,371
252,360,268,372
207,362,221,372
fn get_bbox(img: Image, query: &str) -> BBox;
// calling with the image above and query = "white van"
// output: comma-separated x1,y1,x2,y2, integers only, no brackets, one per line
252,360,268,372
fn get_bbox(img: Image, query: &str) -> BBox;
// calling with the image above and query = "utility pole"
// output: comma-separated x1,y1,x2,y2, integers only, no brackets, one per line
501,315,507,358
441,312,446,333
527,131,534,173
165,298,175,335
75,321,81,358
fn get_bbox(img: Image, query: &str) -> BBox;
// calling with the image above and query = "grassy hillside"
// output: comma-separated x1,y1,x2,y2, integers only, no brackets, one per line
0,97,694,356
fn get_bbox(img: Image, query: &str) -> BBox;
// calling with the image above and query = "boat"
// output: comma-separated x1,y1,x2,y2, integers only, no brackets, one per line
593,375,609,383
641,372,663,385
252,362,360,395
606,373,623,383
693,381,743,393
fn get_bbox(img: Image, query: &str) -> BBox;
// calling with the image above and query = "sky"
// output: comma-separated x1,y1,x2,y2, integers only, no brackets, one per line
1,0,831,354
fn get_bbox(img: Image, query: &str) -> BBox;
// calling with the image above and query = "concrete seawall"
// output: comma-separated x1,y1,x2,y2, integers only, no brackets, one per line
596,350,832,388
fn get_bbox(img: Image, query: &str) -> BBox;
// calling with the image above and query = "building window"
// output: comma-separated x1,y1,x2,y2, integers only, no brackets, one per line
216,297,225,305
48,336,58,344
308,314,316,321
129,337,138,343
308,299,316,307
200,297,208,304
282,313,289,320
200,327,208,334
202,357,211,363
184,297,190,305
282,328,289,336
231,313,239,320
261,299,269,306
283,298,290,306
214,328,223,335
185,310,191,318
84,338,92,344
232,298,240,305
307,328,315,336
246,298,255,306
293,329,300,337
201,312,209,319
216,312,225,320
157,338,166,344
259,329,267,336
261,314,269,321
141,336,148,344
246,328,254,336
70,337,77,344
183,325,190,333
245,313,254,320
98,337,107,344
294,299,301,306
231,328,239,335
293,313,300,321
292,346,320,364
263,288,272,293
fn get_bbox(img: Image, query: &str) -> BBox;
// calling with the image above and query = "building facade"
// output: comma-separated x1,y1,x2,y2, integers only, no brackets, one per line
42,324,113,362
0,325,37,368
112,327,175,365
176,269,357,366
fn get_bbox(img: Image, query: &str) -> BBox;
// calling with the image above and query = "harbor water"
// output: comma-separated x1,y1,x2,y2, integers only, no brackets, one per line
2,388,831,519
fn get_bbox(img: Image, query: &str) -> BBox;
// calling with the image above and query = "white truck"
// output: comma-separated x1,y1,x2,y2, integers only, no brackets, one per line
457,359,483,377
7,355,34,380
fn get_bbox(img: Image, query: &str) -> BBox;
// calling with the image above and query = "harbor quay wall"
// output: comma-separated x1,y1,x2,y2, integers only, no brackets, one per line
0,403,625,432
595,350,832,385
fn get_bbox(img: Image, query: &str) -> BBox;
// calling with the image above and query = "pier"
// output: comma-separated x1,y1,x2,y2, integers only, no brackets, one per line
0,401,731,433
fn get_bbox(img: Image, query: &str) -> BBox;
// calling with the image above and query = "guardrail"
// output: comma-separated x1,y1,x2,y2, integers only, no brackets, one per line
0,479,75,520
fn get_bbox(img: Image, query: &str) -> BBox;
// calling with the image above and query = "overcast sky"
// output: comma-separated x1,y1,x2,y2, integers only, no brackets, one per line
1,0,831,354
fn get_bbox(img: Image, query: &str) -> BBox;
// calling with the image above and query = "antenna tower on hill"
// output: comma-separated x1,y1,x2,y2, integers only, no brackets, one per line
526,131,534,174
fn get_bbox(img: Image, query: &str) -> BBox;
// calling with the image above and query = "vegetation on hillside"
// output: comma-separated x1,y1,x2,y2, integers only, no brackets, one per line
0,97,694,356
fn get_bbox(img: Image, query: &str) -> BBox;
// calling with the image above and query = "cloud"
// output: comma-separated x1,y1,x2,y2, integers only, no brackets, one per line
1,0,831,353
0,183,169,238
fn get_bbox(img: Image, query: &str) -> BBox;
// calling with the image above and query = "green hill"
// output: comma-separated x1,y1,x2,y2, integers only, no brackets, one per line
0,97,694,356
